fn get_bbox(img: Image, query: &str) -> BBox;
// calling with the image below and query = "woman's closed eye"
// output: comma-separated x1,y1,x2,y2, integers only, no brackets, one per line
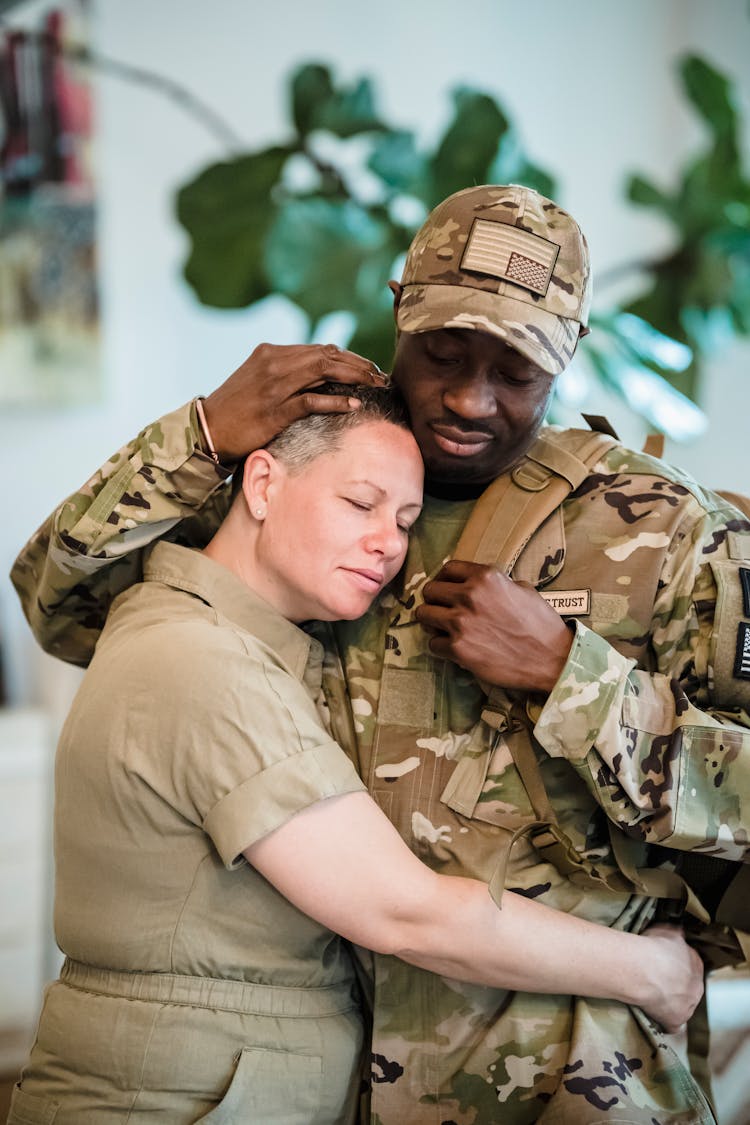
343,497,372,512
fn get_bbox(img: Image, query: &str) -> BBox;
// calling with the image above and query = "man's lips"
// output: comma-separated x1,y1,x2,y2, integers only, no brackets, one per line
342,568,385,592
429,422,494,458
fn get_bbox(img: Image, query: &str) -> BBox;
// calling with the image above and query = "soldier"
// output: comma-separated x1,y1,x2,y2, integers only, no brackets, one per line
11,184,750,1124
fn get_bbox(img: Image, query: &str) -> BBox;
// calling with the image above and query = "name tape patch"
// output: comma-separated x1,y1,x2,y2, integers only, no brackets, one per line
539,589,591,616
735,621,750,681
741,566,750,618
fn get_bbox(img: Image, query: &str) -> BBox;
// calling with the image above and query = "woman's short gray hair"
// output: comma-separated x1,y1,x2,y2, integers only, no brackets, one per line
232,383,410,495
265,383,409,473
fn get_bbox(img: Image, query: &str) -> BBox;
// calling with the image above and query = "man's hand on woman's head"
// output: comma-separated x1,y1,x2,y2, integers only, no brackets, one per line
203,343,387,461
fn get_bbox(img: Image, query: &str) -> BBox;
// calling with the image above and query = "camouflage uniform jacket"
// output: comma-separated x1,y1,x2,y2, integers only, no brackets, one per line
11,400,750,1124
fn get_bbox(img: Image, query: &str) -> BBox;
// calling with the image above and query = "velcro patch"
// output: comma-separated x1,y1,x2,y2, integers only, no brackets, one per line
461,219,559,296
741,566,750,617
539,588,591,616
735,622,750,681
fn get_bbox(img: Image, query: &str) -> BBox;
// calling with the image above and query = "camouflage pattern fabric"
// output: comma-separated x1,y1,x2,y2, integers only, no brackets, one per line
396,185,591,377
10,401,230,666
11,404,750,1123
325,449,750,1124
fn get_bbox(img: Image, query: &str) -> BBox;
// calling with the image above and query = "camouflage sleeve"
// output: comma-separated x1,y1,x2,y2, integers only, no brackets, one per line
10,399,232,667
533,503,750,861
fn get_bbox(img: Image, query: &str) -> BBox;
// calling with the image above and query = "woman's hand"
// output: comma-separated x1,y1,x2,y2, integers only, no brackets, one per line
634,924,705,1033
203,343,386,461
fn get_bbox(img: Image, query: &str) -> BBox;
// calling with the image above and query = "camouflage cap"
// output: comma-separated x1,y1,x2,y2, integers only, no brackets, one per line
397,184,591,376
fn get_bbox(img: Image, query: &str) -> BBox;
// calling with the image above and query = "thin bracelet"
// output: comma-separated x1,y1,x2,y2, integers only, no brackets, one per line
195,396,220,465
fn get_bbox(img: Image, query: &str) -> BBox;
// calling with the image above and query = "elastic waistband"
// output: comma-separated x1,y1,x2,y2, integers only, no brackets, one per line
60,958,359,1018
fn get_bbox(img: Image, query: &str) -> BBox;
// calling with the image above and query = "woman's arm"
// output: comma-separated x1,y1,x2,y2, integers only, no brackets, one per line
246,790,703,1033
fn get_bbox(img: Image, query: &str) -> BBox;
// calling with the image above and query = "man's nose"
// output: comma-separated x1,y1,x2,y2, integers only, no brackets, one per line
442,373,497,419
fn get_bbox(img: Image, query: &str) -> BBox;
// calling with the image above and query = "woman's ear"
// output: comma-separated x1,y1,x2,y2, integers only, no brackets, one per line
240,450,282,522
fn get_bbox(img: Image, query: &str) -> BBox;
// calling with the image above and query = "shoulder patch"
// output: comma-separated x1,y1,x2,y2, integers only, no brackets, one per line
740,566,750,618
735,622,750,681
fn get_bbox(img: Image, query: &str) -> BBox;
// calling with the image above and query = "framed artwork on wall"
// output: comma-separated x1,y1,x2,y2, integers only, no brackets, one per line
0,0,100,406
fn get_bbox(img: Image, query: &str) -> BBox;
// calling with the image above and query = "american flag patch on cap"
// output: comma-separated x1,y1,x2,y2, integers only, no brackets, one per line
735,621,750,680
461,218,560,296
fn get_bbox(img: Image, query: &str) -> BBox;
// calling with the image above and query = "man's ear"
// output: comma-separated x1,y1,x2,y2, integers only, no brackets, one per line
388,280,403,325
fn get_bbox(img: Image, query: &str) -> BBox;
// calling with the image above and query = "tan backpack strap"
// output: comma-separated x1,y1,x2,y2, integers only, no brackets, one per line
642,431,665,459
453,427,616,572
716,489,750,521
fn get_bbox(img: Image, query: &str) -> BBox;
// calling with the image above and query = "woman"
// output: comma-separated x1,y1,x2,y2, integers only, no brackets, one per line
9,387,702,1125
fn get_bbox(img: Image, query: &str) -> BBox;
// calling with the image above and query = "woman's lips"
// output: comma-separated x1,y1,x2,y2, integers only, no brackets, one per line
342,568,384,592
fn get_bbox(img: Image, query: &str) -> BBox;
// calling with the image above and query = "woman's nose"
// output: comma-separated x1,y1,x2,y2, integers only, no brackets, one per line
364,519,404,560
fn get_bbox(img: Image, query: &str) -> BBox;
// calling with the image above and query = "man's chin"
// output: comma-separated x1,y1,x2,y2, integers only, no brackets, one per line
422,451,497,486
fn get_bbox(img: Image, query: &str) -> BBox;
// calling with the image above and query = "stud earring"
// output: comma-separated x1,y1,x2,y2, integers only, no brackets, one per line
254,507,265,519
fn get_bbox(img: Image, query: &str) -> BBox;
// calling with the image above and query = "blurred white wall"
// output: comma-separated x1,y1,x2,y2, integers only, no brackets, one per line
2,0,750,704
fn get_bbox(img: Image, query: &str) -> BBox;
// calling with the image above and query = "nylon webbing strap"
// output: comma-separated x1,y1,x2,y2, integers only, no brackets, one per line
716,864,750,931
482,701,632,896
453,428,616,572
686,989,716,1117
607,820,710,923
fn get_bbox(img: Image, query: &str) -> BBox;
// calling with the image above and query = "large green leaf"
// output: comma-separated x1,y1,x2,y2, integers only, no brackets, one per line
429,89,510,205
368,129,427,196
176,147,292,308
624,273,690,349
264,196,400,325
626,173,676,218
595,312,693,373
171,52,749,433
512,160,556,200
347,304,399,372
291,64,335,138
680,55,738,140
290,62,383,139
489,128,556,199
583,342,705,439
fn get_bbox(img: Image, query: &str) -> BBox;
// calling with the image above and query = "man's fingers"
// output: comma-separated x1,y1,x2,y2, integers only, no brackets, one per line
421,580,463,608
315,345,386,384
276,345,386,395
202,342,387,458
433,559,495,583
425,633,457,661
285,391,364,422
415,603,453,632
424,562,505,605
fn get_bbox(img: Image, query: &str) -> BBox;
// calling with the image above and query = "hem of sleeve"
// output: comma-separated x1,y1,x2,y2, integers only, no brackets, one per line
145,399,231,481
204,740,366,869
80,403,229,544
533,621,635,761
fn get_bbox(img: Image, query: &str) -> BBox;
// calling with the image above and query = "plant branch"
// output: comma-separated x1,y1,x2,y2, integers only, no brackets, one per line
0,19,245,154
300,142,350,197
70,45,246,153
